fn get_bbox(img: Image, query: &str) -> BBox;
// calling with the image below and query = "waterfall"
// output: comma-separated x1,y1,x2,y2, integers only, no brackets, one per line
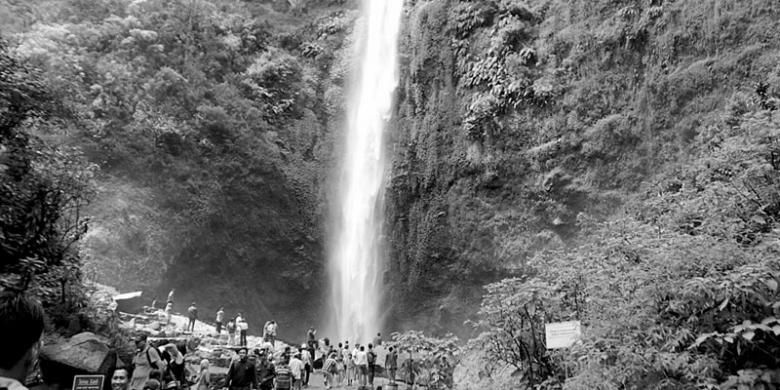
328,0,404,344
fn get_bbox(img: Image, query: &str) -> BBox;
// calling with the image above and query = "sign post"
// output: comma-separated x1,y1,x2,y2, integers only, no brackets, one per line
72,375,105,390
545,321,582,379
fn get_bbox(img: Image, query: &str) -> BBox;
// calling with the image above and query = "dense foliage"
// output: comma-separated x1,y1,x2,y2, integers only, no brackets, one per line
3,0,357,334
389,0,780,388
0,37,96,328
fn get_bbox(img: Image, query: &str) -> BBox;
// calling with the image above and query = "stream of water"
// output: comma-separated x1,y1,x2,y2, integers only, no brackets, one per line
328,0,403,343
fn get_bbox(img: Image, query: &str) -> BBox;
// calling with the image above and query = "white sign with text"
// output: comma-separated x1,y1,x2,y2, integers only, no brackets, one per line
545,320,582,349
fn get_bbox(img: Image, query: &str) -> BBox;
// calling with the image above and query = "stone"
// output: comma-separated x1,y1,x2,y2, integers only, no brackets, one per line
41,332,116,374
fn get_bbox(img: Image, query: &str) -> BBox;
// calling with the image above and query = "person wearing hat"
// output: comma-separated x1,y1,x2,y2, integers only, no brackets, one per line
160,343,185,390
287,351,304,390
130,335,166,390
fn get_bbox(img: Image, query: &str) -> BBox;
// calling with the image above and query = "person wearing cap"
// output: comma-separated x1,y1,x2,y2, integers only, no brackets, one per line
224,348,256,390
287,351,304,390
130,335,166,390
299,345,312,387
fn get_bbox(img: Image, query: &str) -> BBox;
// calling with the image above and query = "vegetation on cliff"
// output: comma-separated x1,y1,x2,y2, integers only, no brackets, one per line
1,0,357,335
390,0,780,387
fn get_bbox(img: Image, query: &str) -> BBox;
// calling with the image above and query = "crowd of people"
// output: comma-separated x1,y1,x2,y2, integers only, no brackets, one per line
0,291,399,390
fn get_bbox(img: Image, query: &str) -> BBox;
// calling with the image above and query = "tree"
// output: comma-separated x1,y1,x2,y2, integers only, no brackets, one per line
389,330,461,390
0,37,95,316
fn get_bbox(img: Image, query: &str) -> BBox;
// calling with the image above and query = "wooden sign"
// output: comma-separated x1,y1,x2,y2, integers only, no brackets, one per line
545,321,582,349
72,375,105,390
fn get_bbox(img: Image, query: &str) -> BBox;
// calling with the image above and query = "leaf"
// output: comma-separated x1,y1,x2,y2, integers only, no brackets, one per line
742,331,755,341
767,279,778,292
773,325,780,336
718,298,729,311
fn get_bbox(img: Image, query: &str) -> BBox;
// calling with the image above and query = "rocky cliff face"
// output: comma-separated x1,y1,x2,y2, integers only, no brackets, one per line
387,0,780,335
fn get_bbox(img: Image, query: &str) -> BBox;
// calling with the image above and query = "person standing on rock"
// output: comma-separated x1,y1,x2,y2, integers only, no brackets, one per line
236,314,248,347
225,348,257,390
227,319,237,346
385,346,398,384
305,327,316,350
130,335,166,390
187,303,198,332
373,333,382,347
167,289,175,303
268,321,278,347
0,293,45,390
215,307,225,335
165,301,174,325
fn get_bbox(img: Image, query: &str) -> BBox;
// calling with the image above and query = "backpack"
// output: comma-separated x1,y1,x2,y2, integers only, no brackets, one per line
367,351,376,365
324,358,337,374
275,365,292,388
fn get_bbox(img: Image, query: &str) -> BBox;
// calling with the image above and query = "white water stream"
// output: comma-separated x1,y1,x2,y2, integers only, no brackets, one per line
328,0,403,343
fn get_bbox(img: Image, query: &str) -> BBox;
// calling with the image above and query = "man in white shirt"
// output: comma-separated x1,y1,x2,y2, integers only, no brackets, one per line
0,293,45,390
288,352,304,390
354,346,369,387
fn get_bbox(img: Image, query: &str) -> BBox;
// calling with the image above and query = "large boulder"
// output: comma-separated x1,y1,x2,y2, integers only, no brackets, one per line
42,332,116,374
41,332,118,390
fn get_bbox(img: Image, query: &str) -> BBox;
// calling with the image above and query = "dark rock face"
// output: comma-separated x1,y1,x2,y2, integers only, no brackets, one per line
385,0,780,335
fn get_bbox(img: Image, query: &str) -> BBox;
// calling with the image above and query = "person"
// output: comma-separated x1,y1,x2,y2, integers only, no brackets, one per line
130,335,166,390
0,293,45,390
288,352,304,390
165,301,174,325
112,368,130,390
367,344,377,386
193,359,210,390
151,299,158,310
255,350,275,390
343,344,355,387
274,360,292,390
299,345,312,387
355,346,368,387
268,321,278,347
305,328,316,350
215,307,225,335
373,333,382,347
161,343,186,390
167,289,175,303
227,320,237,346
350,344,360,385
334,343,345,386
236,314,248,347
321,353,337,390
143,379,161,390
187,303,198,332
224,348,256,390
385,346,398,384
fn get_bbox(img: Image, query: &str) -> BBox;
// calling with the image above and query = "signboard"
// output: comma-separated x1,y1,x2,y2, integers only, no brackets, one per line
72,375,105,390
545,321,581,349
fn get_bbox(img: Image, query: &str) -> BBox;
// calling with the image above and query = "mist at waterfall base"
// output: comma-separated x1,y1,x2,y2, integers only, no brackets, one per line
325,0,403,344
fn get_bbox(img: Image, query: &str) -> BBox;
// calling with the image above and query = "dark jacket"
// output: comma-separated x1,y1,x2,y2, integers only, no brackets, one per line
226,359,257,389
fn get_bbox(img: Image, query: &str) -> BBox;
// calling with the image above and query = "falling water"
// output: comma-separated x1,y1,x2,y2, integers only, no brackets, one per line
328,0,404,343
